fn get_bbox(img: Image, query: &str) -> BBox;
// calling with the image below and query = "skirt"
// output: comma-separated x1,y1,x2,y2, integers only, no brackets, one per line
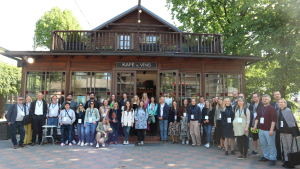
223,123,235,138
215,120,224,140
168,121,180,136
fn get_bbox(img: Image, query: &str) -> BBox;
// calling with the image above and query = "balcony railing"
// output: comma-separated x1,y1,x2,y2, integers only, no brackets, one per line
51,30,223,54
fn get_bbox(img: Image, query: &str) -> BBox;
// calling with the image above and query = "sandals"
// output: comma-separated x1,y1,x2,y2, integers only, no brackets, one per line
114,141,118,145
110,142,113,145
222,147,226,151
218,146,222,150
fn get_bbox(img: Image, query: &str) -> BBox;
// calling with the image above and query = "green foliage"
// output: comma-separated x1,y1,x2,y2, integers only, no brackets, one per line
34,7,82,48
166,0,300,111
0,62,21,96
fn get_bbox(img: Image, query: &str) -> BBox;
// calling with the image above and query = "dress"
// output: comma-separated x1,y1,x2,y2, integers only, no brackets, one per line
134,107,148,129
233,108,250,137
168,108,180,136
180,116,190,140
221,106,235,138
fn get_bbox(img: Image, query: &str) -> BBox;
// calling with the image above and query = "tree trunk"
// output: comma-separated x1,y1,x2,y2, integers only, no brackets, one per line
0,94,5,119
281,85,287,99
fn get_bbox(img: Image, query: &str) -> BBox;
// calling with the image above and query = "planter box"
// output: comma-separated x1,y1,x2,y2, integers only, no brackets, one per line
0,120,11,140
139,44,161,51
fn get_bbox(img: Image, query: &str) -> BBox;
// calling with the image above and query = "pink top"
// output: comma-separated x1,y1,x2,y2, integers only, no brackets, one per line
141,99,150,109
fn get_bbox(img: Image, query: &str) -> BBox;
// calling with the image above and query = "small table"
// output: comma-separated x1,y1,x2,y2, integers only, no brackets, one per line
42,125,57,146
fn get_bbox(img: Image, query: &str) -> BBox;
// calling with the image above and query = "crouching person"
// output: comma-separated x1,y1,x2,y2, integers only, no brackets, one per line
59,102,75,146
96,117,113,148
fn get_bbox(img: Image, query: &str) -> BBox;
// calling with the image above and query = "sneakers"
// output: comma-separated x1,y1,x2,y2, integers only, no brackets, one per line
237,155,245,160
77,141,81,146
138,142,141,145
69,143,72,146
141,141,144,145
61,143,65,146
225,151,229,155
248,150,258,156
269,160,276,166
65,140,68,144
259,157,270,162
126,141,129,145
204,143,210,148
231,151,236,155
90,143,93,146
186,141,189,145
96,143,99,148
84,143,89,146
72,140,76,144
123,141,126,145
80,142,84,147
102,143,105,147
182,141,185,145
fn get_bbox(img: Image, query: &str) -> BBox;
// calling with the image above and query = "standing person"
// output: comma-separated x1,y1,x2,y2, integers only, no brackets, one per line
233,98,250,159
30,92,47,146
157,97,170,143
76,102,85,146
132,95,140,111
188,98,202,147
141,93,150,135
147,96,157,137
24,95,33,145
84,92,100,110
135,100,148,145
248,93,263,156
99,99,110,122
179,99,190,145
96,117,113,148
214,98,225,150
222,98,236,155
202,100,214,148
109,102,121,145
277,98,299,168
44,95,60,144
109,94,119,109
7,96,27,149
197,96,206,144
84,101,100,146
168,100,180,144
120,92,129,111
60,93,77,145
271,91,291,161
231,91,238,108
253,94,277,166
59,102,75,146
121,101,134,145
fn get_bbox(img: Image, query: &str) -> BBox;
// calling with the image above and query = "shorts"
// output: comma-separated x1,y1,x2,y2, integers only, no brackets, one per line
250,131,259,141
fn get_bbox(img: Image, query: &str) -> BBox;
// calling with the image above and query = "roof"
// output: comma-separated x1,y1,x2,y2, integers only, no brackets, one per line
92,5,182,32
0,46,21,61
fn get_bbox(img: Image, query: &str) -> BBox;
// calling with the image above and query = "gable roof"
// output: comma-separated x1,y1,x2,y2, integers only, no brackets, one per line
92,5,182,32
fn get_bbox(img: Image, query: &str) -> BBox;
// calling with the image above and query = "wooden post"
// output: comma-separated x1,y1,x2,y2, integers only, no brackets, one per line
242,64,246,96
137,0,141,30
21,59,26,97
50,31,54,50
65,58,71,95
220,35,223,54
201,63,205,98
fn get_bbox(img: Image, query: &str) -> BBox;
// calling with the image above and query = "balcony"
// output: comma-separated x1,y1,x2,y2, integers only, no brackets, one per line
51,30,223,54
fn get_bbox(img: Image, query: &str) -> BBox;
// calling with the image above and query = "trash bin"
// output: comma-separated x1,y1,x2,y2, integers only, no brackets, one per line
0,120,11,140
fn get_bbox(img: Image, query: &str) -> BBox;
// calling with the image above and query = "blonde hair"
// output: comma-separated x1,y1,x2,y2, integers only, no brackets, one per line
278,98,287,108
222,98,231,111
113,102,119,109
133,95,140,105
142,93,148,103
103,117,110,126
216,98,223,110
236,98,247,110
205,100,212,111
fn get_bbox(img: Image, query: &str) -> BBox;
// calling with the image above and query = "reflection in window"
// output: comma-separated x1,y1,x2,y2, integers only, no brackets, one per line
179,73,201,106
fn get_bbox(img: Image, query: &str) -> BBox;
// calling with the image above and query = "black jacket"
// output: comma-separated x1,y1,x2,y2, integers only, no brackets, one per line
188,105,202,123
201,107,215,126
221,106,235,127
29,99,47,118
168,107,180,123
84,100,100,110
75,109,85,125
109,109,122,126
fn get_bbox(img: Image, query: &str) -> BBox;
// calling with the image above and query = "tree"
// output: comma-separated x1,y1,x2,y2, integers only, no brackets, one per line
166,0,300,111
34,7,82,49
0,62,21,118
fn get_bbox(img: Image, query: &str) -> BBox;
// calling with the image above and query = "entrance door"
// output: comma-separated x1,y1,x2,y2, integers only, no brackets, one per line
157,70,179,104
114,71,137,100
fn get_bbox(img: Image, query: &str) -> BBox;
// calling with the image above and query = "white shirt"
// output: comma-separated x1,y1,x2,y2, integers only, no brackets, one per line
197,102,205,112
34,100,43,115
160,103,164,117
48,102,60,117
16,104,25,121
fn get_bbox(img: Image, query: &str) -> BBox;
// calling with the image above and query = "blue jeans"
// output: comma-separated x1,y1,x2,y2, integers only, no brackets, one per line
85,123,97,143
124,126,131,141
259,129,277,160
10,121,25,146
159,120,168,141
110,122,120,142
203,124,212,144
65,125,75,141
61,124,72,143
47,118,58,141
77,123,84,141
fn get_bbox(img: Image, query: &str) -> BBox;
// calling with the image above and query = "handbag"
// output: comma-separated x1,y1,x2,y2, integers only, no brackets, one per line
288,137,300,167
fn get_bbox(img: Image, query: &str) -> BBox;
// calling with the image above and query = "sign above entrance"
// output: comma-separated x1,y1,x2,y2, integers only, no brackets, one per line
116,62,157,68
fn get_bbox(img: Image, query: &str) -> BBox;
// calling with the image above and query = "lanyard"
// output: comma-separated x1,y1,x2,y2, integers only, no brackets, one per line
280,111,284,120
79,111,82,118
254,104,258,112
206,109,209,115
26,102,31,112
262,105,269,117
191,106,196,114
114,109,117,116
226,108,230,116
127,110,129,116
275,102,278,110
65,110,69,116
90,108,94,116
37,101,43,107
52,103,57,109
238,109,242,117
104,106,107,113
18,104,24,111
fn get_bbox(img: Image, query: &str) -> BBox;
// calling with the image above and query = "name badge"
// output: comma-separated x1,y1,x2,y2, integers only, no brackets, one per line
254,113,257,118
183,113,186,117
121,106,124,111
227,118,231,123
281,121,283,127
219,114,222,118
238,118,242,123
21,111,25,116
103,114,106,118
205,115,209,120
63,117,67,122
175,115,177,120
191,115,194,119
260,117,264,124
89,117,93,123
78,119,82,124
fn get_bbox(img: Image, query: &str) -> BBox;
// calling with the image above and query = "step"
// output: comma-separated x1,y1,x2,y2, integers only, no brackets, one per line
116,135,161,143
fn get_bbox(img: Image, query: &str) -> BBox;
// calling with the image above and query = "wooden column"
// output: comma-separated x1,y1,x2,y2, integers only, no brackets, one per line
65,58,71,96
137,0,141,30
201,62,205,98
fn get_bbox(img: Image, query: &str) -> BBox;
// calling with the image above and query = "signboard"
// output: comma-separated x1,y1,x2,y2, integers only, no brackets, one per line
165,97,173,107
116,62,157,68
77,96,86,106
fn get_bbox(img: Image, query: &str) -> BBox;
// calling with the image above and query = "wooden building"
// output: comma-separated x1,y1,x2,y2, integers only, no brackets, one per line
1,3,263,106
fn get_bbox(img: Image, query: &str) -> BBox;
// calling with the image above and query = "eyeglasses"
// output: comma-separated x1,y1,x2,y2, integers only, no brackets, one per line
90,103,94,105
79,105,83,106
18,99,23,100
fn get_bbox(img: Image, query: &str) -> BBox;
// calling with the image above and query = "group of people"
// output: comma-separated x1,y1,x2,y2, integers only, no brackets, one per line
6,90,299,168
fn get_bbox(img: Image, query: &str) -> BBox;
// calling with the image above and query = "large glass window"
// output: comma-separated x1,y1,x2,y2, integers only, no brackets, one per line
179,73,201,106
158,72,177,106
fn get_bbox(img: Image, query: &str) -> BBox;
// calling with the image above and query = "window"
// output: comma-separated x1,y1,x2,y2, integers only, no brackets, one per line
179,73,201,106
117,34,134,50
146,36,157,44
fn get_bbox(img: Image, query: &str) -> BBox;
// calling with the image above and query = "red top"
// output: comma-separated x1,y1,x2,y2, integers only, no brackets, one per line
255,104,277,131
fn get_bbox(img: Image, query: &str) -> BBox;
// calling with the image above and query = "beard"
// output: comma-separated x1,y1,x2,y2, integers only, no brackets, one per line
263,102,269,105
67,98,72,101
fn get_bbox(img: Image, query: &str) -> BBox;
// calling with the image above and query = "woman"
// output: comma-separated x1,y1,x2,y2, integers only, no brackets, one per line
24,95,32,145
147,96,157,137
214,98,225,150
202,100,214,148
96,117,113,148
222,98,236,155
109,102,121,145
132,95,140,111
179,99,190,145
121,101,134,145
75,102,85,147
233,98,250,160
278,98,299,168
141,93,150,134
99,99,110,122
84,101,100,146
109,94,119,109
168,100,180,144
135,100,148,145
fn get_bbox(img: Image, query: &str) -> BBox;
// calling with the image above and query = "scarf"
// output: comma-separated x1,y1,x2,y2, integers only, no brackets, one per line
278,108,297,129
148,103,155,124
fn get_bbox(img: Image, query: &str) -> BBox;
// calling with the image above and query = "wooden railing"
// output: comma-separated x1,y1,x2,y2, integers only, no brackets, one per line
51,30,223,54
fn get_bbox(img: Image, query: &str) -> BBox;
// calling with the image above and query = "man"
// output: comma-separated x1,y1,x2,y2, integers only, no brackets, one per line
30,93,47,146
60,93,77,145
248,93,264,156
84,92,100,110
59,102,75,146
231,91,238,107
119,92,129,111
253,94,277,166
188,98,202,146
270,91,291,160
157,97,170,143
7,96,27,149
44,95,60,144
197,96,205,143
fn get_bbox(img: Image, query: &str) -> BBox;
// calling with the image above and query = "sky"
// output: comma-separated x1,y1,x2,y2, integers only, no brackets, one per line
0,0,181,52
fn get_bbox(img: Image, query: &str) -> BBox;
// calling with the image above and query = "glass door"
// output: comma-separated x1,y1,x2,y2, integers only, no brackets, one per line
157,70,179,106
115,71,137,101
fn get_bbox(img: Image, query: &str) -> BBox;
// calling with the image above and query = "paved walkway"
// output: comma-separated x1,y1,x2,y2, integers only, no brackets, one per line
0,138,299,169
